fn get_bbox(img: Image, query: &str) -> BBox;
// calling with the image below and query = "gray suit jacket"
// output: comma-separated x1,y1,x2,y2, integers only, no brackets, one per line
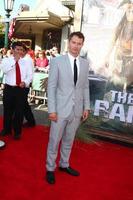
48,54,90,118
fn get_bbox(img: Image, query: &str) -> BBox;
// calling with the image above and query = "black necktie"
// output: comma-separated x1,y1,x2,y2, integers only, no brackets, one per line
74,59,78,85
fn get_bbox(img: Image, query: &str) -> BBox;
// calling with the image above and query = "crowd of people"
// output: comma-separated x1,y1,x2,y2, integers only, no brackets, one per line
0,32,91,185
0,45,61,102
0,44,61,144
0,45,60,72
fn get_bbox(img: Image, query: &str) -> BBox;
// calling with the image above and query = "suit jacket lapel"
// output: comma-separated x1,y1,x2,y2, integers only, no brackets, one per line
65,54,74,84
76,57,83,86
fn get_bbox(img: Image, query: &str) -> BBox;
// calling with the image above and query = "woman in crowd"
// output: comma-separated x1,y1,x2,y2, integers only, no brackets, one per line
35,50,49,72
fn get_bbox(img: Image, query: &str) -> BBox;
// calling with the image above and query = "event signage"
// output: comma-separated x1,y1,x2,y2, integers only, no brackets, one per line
94,90,133,124
81,0,133,142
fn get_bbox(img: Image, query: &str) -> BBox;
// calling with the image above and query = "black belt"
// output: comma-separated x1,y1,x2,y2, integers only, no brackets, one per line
5,84,20,88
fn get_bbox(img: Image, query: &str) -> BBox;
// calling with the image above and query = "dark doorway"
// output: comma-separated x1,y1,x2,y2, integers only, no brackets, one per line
43,29,61,52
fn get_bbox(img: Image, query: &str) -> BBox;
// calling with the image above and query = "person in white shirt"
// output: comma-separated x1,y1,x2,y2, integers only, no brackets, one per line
0,41,33,139
21,44,36,127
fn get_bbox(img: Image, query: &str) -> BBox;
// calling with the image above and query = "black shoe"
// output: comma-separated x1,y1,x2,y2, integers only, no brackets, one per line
46,171,55,184
23,122,36,128
59,166,80,176
14,133,21,140
0,129,11,136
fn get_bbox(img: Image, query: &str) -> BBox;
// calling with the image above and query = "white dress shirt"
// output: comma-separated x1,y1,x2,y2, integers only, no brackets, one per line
68,52,80,77
23,54,34,75
0,55,33,87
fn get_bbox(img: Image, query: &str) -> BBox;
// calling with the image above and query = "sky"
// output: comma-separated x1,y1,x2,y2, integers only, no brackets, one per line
0,0,35,18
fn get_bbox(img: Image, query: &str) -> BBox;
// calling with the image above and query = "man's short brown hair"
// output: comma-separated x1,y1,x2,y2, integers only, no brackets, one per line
68,31,85,42
22,43,28,52
11,41,23,49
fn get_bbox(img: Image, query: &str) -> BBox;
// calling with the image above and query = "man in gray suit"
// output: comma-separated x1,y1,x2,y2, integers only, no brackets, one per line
46,31,90,184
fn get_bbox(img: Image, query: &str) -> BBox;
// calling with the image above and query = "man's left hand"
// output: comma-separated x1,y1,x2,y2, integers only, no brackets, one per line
19,82,25,88
81,110,90,122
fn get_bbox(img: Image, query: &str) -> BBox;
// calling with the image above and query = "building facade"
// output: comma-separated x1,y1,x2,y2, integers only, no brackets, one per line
12,0,83,53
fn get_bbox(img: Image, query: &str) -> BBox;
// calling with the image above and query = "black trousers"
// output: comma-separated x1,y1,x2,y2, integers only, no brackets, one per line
23,88,35,125
3,84,27,135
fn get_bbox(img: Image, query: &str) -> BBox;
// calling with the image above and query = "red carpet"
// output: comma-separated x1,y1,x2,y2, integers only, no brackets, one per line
0,117,133,200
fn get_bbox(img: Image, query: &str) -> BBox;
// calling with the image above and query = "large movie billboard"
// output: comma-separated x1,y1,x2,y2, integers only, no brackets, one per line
81,0,133,141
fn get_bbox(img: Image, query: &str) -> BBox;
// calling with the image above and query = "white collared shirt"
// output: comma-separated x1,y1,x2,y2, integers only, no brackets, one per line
0,55,33,87
68,52,80,77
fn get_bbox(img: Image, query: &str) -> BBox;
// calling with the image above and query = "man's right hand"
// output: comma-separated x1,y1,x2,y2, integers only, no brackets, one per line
48,113,58,122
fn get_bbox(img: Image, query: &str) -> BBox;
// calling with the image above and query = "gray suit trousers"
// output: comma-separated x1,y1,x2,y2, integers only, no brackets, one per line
46,111,81,171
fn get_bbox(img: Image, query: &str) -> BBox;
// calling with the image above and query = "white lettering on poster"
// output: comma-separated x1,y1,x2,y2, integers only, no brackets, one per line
94,90,133,124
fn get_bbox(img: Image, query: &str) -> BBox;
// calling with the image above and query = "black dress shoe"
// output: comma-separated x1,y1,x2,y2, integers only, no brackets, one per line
59,166,80,176
0,129,11,136
14,134,21,140
46,171,55,184
23,122,36,128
